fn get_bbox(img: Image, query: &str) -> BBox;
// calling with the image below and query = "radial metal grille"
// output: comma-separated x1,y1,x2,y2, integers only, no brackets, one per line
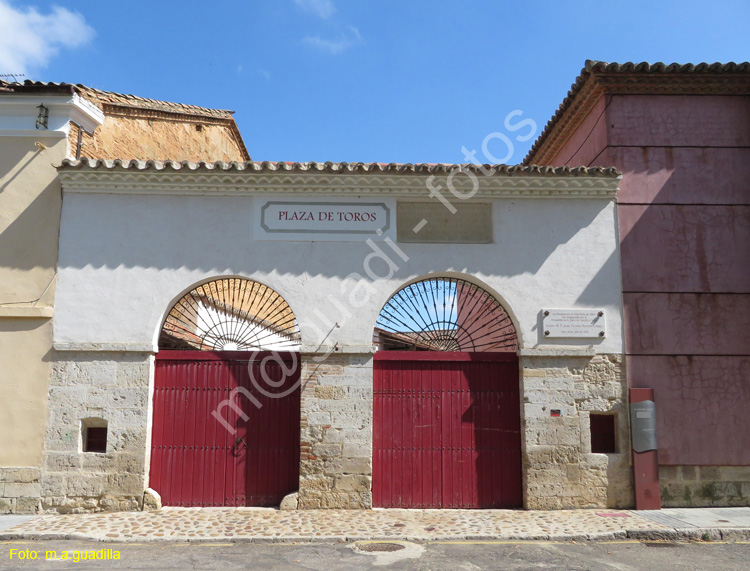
159,278,300,351
374,277,517,352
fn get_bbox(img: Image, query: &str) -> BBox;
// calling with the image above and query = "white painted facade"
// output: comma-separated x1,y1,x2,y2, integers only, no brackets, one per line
54,166,624,356
42,161,634,512
0,92,103,137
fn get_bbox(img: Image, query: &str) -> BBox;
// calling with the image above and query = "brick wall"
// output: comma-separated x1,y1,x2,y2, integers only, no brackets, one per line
68,114,247,163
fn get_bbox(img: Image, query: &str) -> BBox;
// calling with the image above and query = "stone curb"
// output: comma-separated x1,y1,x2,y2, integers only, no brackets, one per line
2,527,749,543
625,528,750,542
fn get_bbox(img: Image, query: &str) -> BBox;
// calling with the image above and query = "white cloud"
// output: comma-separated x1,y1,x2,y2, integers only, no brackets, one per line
303,26,362,55
294,0,335,19
0,2,95,75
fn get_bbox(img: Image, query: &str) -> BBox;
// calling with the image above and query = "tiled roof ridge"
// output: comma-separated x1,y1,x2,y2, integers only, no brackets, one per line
0,79,75,94
523,60,750,165
0,79,235,119
59,158,621,177
76,84,235,119
584,60,750,74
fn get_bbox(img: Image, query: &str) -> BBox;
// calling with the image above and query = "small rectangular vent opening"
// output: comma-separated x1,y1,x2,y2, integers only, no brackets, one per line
82,419,108,453
590,413,616,453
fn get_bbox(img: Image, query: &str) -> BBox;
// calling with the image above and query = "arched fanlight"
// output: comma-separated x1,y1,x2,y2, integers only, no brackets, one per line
159,278,300,351
374,277,517,352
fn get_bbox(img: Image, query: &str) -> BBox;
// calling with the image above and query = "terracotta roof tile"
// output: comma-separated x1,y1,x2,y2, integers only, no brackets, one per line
1,79,249,161
59,158,621,177
524,60,750,165
0,79,235,119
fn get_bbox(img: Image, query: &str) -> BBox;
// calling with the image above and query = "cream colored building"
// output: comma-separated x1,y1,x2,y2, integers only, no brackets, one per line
0,80,248,513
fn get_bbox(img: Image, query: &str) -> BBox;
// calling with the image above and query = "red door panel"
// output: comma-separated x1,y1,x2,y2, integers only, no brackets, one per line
373,352,521,509
150,351,300,507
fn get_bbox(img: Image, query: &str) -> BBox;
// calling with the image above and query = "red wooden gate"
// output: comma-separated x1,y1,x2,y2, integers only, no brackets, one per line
373,352,521,508
150,351,300,507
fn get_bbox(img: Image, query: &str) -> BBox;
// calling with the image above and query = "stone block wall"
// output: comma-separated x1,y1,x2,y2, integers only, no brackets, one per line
660,466,750,507
23,348,640,513
0,468,42,514
298,353,373,509
40,351,153,513
521,353,633,509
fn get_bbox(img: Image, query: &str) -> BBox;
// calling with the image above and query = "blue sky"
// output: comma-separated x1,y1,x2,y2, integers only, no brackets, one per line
1,0,748,163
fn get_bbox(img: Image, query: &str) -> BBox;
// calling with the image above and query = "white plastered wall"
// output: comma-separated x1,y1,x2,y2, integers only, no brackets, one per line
53,192,624,354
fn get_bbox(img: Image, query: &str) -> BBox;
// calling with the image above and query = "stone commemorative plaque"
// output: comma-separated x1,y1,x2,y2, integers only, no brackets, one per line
543,309,606,338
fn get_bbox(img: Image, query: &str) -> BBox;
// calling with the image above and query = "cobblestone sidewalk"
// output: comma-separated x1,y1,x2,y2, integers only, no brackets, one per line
3,508,749,543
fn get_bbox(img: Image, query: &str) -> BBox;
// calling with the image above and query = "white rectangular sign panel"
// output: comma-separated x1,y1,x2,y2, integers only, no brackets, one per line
255,199,393,241
543,309,606,338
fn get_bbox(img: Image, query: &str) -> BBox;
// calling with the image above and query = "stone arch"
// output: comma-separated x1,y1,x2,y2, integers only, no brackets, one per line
158,276,301,351
374,275,518,351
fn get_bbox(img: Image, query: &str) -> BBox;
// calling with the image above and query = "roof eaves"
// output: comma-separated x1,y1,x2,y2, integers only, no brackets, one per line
0,80,238,120
58,158,621,177
0,80,251,161
523,60,750,165
0,79,76,95
75,84,236,120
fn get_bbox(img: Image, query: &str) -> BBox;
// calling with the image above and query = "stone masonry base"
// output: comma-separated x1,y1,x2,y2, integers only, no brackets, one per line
38,351,152,513
298,353,373,509
17,349,711,512
660,466,750,507
0,468,42,514
522,353,634,509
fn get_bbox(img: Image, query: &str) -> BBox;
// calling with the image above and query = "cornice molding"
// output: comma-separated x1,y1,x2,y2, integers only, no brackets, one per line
300,344,375,355
53,342,155,353
101,104,232,125
69,93,104,134
0,129,66,138
0,306,54,318
58,169,621,199
0,93,103,137
520,347,598,358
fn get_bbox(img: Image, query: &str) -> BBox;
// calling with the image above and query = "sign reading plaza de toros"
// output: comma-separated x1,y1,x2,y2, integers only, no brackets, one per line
257,200,392,240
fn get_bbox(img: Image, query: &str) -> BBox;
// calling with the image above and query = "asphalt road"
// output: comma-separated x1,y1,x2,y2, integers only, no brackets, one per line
1,539,749,570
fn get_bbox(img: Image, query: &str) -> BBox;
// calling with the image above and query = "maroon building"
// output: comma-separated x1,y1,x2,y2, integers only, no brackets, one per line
526,61,750,507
